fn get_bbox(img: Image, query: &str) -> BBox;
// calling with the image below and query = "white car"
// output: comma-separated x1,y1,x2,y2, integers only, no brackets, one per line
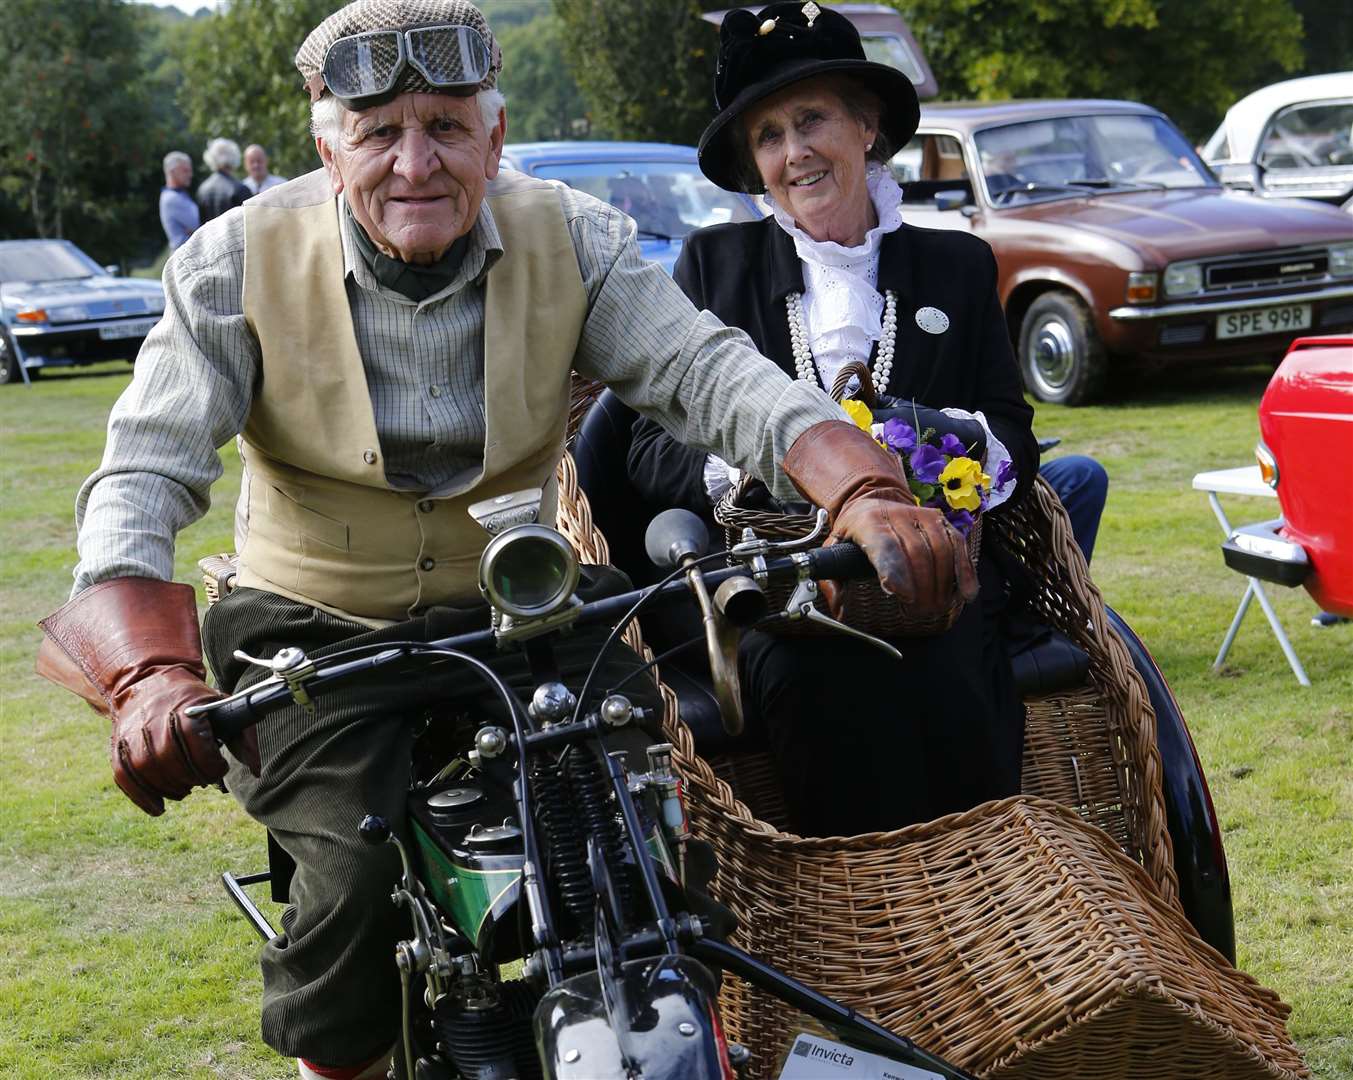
1201,72,1353,212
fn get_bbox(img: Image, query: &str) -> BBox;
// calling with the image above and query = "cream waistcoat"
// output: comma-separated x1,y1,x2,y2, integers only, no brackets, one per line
236,169,587,623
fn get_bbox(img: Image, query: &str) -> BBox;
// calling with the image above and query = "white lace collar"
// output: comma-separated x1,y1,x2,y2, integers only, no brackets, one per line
764,163,904,268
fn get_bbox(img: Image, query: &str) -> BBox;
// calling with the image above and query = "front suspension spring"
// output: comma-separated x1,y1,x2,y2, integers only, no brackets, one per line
563,745,634,923
528,756,593,925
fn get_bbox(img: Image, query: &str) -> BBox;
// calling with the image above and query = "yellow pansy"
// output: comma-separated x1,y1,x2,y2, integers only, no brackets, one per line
840,398,873,431
938,456,991,512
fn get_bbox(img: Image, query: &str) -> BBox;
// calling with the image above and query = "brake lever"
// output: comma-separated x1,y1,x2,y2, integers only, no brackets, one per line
728,508,831,562
782,573,903,660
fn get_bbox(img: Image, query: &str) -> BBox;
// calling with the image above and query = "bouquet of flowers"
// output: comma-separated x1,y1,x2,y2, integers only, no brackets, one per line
839,398,1015,537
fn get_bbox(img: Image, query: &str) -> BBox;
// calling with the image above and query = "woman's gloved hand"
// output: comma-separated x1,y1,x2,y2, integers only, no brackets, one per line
781,421,979,620
36,578,259,816
872,395,987,461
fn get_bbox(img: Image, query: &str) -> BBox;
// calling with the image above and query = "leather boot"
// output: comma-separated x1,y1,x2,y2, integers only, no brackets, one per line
36,577,254,816
781,420,979,619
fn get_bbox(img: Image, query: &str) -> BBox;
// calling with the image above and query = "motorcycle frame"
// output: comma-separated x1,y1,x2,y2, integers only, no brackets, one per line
213,548,978,1080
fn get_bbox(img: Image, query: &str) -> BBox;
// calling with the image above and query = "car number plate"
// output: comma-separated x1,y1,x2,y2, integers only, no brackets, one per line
99,318,158,341
1216,304,1311,340
778,1033,943,1080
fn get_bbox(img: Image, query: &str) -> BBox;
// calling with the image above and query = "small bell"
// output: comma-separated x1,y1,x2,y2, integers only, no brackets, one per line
758,16,778,35
802,1,821,27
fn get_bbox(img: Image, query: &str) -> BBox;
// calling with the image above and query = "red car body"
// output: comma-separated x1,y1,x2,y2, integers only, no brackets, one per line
1259,334,1353,615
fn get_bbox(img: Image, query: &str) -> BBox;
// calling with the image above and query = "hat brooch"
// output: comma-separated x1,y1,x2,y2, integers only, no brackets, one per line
802,2,821,27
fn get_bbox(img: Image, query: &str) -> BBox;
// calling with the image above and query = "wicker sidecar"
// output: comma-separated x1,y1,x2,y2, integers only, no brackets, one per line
564,389,1308,1080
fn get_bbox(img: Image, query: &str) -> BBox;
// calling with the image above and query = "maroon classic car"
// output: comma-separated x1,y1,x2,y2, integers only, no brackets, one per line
891,100,1353,404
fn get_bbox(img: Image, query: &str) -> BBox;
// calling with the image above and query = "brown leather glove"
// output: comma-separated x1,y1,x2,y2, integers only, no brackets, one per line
781,420,980,619
35,578,258,816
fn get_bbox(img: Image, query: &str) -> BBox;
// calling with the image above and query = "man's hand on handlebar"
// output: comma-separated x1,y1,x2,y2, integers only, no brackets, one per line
782,420,979,620
35,578,260,817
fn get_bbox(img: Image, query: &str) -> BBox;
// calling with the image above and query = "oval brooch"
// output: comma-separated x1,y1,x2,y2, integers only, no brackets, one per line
915,306,950,335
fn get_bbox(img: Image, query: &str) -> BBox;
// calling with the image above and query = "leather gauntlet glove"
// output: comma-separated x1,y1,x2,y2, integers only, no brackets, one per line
781,421,980,620
36,578,257,816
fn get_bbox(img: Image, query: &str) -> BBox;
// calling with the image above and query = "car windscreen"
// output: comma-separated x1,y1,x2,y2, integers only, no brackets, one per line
974,113,1215,204
530,160,759,238
1258,99,1353,171
859,34,927,87
0,242,101,284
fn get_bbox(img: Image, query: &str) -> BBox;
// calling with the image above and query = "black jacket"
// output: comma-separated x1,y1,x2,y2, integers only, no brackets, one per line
628,215,1038,517
196,170,250,224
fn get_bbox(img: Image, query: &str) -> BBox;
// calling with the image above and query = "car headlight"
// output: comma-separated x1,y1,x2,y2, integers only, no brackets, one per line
146,294,166,315
14,307,48,323
1330,242,1353,278
1163,262,1203,296
478,524,580,619
1125,271,1158,304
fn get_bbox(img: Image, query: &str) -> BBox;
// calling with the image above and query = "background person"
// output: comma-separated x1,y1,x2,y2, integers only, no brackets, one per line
242,143,287,194
196,137,250,222
627,2,1038,837
158,150,199,250
34,2,970,1076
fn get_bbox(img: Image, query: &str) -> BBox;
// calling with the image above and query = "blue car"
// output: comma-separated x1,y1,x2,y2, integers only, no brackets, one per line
0,239,165,385
499,142,763,276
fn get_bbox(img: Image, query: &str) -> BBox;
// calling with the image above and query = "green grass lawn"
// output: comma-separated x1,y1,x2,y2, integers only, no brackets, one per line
1,362,1350,1078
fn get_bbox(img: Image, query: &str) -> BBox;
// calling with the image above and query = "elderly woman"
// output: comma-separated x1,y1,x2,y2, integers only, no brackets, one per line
629,2,1038,836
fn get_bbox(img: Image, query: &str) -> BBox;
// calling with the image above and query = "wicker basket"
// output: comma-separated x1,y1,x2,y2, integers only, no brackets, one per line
713,471,981,638
714,362,985,637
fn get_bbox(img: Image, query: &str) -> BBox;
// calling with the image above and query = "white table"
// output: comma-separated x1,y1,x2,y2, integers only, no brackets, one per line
1191,465,1310,686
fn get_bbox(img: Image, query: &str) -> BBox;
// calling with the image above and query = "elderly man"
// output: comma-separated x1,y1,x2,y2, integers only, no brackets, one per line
242,143,287,195
158,150,199,250
197,137,251,222
36,1,975,1076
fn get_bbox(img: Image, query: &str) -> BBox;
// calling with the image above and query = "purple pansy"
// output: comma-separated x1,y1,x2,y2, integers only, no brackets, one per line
910,443,946,484
995,458,1016,492
882,418,917,453
946,508,975,536
939,432,967,458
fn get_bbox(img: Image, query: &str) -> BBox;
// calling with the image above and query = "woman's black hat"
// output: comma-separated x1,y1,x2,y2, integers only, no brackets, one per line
697,2,920,192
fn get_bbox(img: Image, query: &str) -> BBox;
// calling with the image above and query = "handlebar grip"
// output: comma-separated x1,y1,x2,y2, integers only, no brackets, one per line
202,693,260,742
806,542,875,583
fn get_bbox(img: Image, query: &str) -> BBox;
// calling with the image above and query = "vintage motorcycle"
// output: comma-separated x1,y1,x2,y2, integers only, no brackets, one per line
190,489,975,1080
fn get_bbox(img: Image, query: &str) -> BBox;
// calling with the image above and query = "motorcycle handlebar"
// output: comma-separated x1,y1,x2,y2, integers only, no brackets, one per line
201,541,877,742
802,541,874,583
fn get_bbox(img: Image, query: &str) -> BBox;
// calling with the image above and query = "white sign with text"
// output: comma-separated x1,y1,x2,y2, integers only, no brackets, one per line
777,1033,945,1080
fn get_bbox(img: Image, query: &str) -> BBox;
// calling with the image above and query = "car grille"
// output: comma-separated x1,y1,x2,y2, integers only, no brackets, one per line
1203,247,1330,293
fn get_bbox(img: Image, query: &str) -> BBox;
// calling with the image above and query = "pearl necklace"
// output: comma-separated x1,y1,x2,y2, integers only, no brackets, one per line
787,289,898,399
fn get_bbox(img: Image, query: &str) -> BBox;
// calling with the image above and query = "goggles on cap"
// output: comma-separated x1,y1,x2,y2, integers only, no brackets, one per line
321,23,492,109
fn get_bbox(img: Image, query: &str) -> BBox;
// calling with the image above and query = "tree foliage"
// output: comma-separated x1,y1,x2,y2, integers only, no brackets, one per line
1289,0,1353,78
0,0,181,263
498,13,601,141
892,0,1305,139
175,0,339,181
554,0,715,145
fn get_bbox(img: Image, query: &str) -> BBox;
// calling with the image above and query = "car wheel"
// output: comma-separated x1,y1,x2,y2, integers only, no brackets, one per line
1018,291,1106,406
0,329,25,385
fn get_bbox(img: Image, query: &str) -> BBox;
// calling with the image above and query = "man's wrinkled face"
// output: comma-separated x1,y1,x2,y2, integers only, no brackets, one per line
168,161,192,189
244,146,268,182
318,92,504,265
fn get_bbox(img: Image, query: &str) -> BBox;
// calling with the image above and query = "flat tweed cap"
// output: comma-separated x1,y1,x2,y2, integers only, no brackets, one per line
296,0,502,103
